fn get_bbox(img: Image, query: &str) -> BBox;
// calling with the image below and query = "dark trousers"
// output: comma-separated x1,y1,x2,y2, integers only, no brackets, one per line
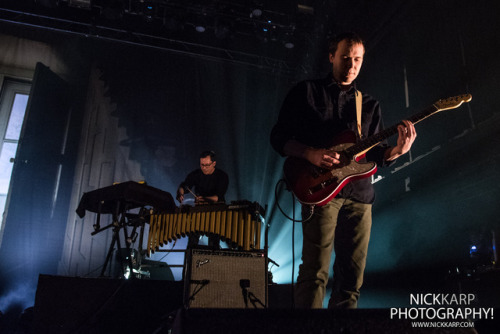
295,198,372,309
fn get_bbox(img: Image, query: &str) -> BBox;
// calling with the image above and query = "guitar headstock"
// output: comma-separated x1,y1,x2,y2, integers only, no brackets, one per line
434,94,472,111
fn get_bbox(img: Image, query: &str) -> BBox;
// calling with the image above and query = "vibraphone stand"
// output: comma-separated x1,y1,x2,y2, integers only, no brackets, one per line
91,201,140,278
76,181,177,278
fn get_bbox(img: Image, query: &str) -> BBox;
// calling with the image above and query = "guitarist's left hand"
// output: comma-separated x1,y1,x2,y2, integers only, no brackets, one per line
385,120,417,161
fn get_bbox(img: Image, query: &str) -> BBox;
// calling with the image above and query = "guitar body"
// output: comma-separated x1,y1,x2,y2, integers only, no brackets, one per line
283,131,377,206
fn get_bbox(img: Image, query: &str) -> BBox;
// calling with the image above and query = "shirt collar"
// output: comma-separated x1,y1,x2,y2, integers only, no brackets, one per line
326,73,357,92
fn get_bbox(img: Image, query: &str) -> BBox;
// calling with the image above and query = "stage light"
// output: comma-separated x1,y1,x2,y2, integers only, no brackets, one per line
259,21,278,43
195,17,207,33
469,245,477,255
282,30,295,48
250,8,263,18
142,1,156,23
194,9,209,33
283,33,295,49
249,0,263,18
297,3,314,15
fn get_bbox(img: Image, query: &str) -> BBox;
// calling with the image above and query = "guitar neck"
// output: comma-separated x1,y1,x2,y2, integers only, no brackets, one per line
347,105,440,158
344,94,471,158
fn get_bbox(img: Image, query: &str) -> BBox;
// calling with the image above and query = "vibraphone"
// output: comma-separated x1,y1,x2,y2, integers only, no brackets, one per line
147,201,264,254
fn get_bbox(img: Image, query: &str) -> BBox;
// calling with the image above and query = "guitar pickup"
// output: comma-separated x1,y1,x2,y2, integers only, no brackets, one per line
307,182,326,195
309,178,337,194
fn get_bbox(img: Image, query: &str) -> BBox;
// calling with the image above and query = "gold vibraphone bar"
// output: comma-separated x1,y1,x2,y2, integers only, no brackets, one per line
147,201,264,255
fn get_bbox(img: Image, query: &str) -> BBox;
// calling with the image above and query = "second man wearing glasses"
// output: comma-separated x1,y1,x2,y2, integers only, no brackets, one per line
176,150,229,249
176,150,229,205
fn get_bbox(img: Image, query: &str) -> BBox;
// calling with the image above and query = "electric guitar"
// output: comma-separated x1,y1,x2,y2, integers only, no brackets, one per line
283,94,472,206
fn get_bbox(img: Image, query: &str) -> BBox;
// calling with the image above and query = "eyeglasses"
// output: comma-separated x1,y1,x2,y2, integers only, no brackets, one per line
200,162,214,167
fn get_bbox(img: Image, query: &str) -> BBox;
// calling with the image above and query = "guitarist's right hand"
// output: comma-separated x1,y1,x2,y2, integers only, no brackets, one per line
283,139,340,168
304,147,340,168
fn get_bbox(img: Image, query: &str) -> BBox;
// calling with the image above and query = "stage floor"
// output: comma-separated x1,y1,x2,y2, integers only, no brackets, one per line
23,274,499,334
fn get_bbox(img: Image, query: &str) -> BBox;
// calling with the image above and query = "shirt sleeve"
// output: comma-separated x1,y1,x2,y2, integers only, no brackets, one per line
363,97,394,168
179,170,197,191
270,83,306,156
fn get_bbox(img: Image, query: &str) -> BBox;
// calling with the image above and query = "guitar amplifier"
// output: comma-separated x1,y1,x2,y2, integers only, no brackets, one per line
184,248,267,309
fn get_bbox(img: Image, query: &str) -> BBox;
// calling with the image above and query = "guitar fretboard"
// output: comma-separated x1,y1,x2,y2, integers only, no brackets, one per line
345,105,439,157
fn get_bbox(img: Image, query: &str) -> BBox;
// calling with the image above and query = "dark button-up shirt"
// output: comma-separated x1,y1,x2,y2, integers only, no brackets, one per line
270,74,392,204
179,168,229,203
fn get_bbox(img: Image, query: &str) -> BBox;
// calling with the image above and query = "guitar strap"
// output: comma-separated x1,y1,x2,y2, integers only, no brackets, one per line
355,90,362,138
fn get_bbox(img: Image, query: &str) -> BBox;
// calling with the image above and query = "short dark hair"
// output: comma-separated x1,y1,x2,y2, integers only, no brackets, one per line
200,150,216,161
328,32,364,56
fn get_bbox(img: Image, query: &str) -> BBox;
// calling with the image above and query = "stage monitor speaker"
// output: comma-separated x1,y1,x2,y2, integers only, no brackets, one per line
184,248,267,309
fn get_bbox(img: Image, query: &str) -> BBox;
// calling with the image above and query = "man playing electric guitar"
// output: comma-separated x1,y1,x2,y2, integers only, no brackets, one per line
270,32,417,309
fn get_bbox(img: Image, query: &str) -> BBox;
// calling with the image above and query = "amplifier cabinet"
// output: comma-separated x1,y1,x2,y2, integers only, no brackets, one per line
184,248,267,309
